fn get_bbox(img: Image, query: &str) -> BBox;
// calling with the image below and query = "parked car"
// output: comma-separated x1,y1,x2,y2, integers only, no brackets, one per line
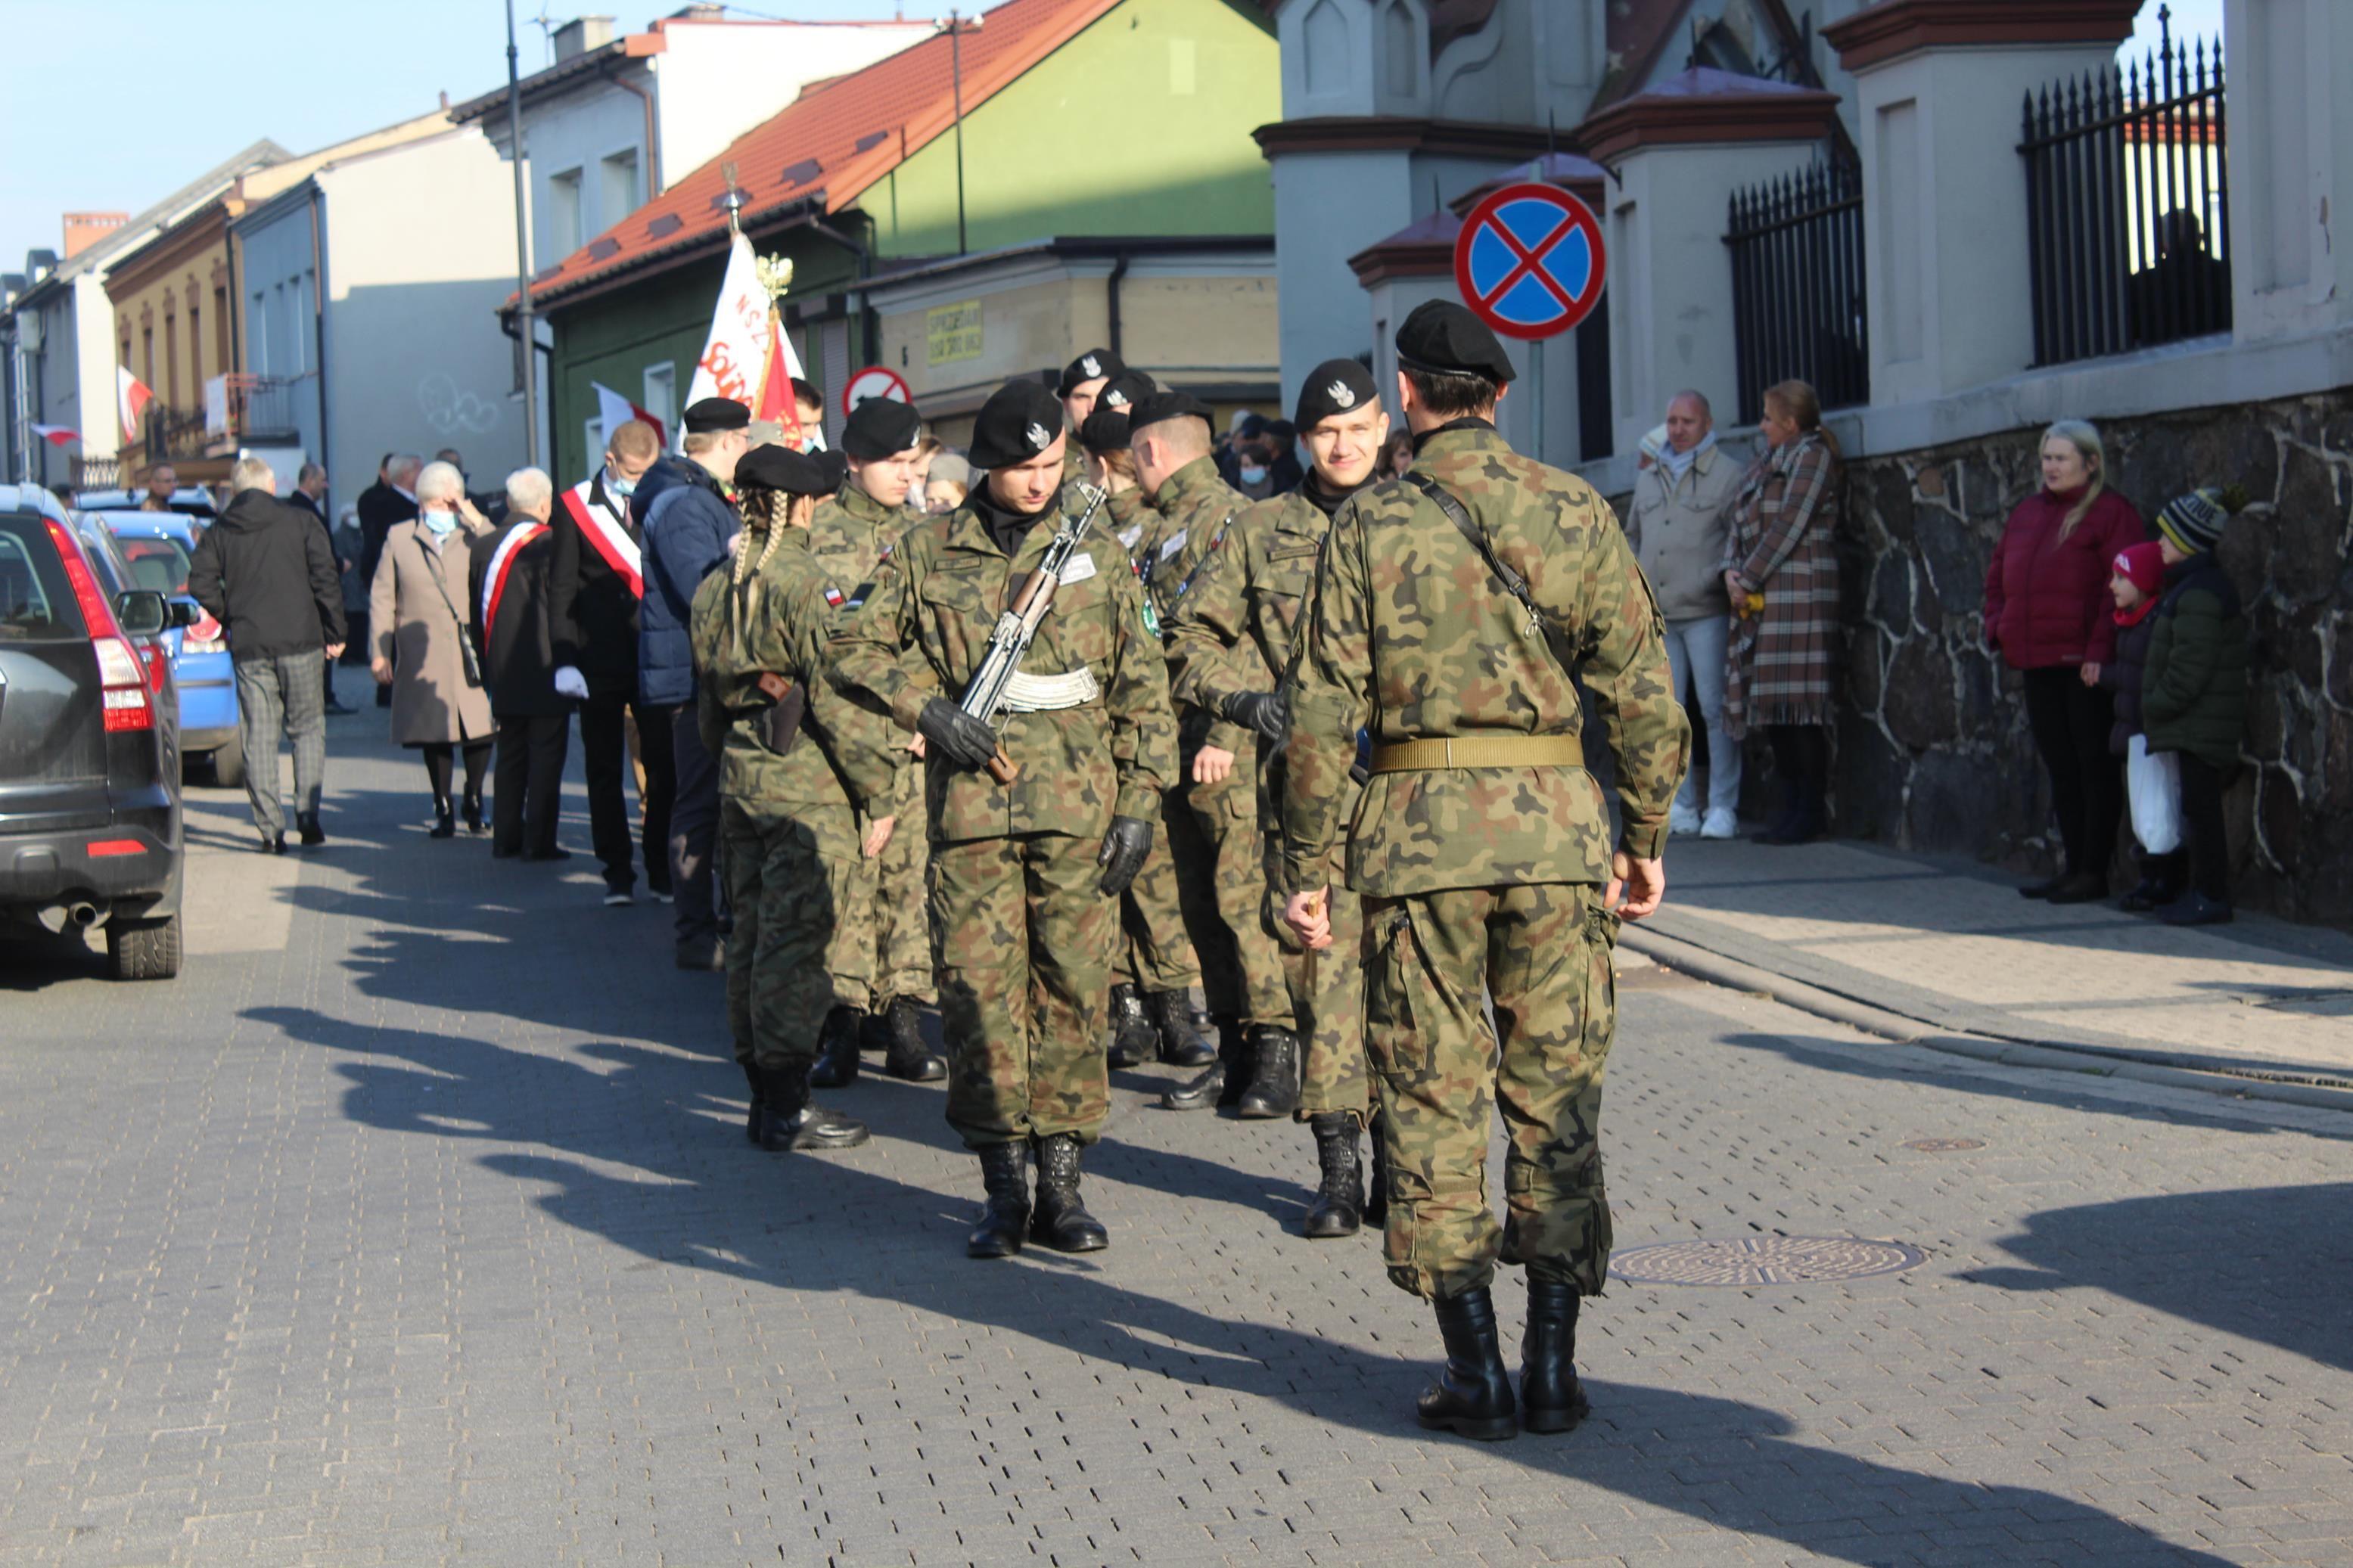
67,486,219,520
86,510,241,786
0,484,193,979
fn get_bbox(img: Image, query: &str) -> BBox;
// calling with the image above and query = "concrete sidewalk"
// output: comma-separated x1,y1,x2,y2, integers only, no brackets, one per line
1624,836,2353,1098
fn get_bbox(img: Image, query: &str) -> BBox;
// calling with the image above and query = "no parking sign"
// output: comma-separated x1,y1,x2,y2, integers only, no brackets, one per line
1453,182,1607,341
841,365,912,417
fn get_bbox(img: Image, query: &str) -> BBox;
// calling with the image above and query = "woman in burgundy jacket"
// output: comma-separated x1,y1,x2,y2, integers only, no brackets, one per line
1983,419,2148,901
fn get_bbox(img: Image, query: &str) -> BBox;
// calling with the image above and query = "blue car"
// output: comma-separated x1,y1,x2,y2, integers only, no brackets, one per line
86,511,244,787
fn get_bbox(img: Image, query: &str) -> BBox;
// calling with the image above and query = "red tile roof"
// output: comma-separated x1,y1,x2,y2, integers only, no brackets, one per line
525,0,1121,308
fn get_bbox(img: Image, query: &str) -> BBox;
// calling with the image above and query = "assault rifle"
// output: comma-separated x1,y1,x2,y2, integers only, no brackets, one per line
958,482,1110,785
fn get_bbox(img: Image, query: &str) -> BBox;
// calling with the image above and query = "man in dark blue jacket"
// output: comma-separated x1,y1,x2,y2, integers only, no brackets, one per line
640,396,751,969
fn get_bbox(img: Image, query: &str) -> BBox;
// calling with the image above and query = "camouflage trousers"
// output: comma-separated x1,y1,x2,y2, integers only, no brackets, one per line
720,797,869,1073
1177,763,1299,1029
855,765,937,1008
1365,882,1618,1299
1117,790,1201,995
930,831,1116,1149
1270,848,1366,1122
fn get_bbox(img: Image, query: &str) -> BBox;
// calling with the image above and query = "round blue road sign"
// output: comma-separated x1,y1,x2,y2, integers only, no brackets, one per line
1453,182,1608,341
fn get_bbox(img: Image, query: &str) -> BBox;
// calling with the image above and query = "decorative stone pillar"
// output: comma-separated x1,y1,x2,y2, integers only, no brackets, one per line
2221,0,2353,344
1575,68,1842,454
1822,0,2140,404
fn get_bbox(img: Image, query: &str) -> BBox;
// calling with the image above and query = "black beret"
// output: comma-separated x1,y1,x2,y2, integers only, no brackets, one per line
1394,300,1516,386
682,396,751,434
736,442,846,497
967,379,1067,470
1077,406,1131,455
1094,369,1158,417
1127,389,1214,435
1295,358,1380,429
840,396,922,461
1056,346,1123,397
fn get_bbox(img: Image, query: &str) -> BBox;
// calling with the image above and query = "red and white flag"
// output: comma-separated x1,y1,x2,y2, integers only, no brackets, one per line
30,424,79,448
116,368,154,442
686,231,814,452
590,382,665,449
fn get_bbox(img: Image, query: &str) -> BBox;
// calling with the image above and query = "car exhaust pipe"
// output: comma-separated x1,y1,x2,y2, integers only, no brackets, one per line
66,902,99,928
35,901,102,934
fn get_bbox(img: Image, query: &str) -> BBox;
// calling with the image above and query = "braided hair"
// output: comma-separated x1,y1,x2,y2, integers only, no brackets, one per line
728,484,791,660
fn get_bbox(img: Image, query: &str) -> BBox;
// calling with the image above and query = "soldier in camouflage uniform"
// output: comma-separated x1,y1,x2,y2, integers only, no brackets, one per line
804,395,948,1089
1056,346,1121,489
1280,302,1688,1441
688,442,903,1153
1167,358,1390,1236
1077,374,1215,1072
1132,389,1304,1118
829,378,1175,1259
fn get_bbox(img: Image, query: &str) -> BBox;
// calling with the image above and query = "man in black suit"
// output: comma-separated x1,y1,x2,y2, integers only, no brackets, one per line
471,467,571,861
358,452,420,706
287,462,352,714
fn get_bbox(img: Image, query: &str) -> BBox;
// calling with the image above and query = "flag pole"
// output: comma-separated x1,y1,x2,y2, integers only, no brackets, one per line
505,0,538,468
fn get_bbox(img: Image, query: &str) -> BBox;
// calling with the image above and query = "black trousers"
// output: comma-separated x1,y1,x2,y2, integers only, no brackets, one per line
661,700,726,947
494,713,569,858
2022,668,2124,878
2177,753,2235,903
580,687,657,894
1765,723,1829,823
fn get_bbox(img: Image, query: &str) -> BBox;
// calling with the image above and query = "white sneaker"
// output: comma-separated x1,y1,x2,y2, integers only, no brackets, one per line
1669,804,1702,837
1701,808,1739,840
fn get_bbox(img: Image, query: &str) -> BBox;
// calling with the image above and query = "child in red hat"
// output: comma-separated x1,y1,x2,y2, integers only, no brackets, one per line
2099,542,2180,911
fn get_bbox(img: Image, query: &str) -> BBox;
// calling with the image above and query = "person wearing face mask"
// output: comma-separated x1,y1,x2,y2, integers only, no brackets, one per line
828,378,1176,1260
1164,359,1389,1234
550,419,666,907
371,460,496,837
802,394,949,1088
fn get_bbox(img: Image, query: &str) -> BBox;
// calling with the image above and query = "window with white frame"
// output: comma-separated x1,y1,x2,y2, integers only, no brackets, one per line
547,168,583,256
641,362,675,437
584,417,605,467
601,150,641,226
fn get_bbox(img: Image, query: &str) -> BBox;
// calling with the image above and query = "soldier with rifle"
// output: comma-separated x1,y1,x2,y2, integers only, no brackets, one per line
829,379,1176,1259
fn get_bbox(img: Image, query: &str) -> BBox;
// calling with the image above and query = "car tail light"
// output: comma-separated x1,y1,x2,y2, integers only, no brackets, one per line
86,839,147,858
182,609,225,655
137,641,169,693
44,517,154,733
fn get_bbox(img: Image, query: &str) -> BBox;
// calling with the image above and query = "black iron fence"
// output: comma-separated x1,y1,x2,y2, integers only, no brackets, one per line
2020,22,2228,367
1725,162,1867,426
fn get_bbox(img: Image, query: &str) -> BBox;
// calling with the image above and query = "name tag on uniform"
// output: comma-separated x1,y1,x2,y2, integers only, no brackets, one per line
1117,524,1143,551
1158,529,1188,562
1058,551,1098,585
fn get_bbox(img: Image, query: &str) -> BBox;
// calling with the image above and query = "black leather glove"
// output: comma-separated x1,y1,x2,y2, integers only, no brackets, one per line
917,697,999,772
1223,690,1287,743
1096,815,1152,896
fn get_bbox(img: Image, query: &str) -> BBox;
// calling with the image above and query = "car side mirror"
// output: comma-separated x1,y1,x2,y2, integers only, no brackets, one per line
114,589,169,637
168,599,202,628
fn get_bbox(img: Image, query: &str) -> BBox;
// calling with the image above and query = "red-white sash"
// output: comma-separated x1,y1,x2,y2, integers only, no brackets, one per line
482,520,550,641
559,479,643,598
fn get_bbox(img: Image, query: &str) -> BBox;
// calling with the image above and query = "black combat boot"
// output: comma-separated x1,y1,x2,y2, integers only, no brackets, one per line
740,1060,765,1144
858,1009,893,1054
883,997,946,1081
967,1141,1031,1259
1519,1278,1591,1434
1161,1016,1247,1110
807,1004,863,1088
1030,1133,1109,1252
1301,1113,1363,1238
1145,989,1216,1066
757,1065,869,1152
1105,983,1156,1069
1236,1025,1301,1119
1416,1287,1517,1440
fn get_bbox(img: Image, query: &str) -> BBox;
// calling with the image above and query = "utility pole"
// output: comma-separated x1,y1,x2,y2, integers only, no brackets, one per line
506,0,539,467
947,11,968,256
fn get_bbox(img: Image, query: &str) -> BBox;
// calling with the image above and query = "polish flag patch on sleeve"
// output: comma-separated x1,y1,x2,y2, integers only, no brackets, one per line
824,585,847,608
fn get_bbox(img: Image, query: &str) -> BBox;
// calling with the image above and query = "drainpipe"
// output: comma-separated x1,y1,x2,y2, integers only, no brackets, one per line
308,184,331,508
1106,249,1132,359
605,63,663,197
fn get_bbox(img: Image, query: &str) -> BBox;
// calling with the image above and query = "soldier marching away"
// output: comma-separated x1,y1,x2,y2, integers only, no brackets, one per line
829,379,1176,1259
1076,374,1216,1073
1280,301,1688,1440
1166,357,1388,1236
804,395,949,1089
1132,390,1304,1118
689,442,904,1153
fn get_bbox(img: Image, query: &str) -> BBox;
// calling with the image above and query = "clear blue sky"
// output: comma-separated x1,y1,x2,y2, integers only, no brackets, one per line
0,0,2227,280
0,0,953,275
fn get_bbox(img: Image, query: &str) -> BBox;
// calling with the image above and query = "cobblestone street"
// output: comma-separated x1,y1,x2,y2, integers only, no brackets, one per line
2,725,2348,1566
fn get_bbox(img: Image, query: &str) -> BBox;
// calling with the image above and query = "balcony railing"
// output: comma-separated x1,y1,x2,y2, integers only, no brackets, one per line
1725,161,1869,424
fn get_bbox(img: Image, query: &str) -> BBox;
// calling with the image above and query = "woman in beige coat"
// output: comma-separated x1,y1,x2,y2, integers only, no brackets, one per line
371,461,496,837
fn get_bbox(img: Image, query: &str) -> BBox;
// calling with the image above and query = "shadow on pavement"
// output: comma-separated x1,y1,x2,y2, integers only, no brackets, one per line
246,997,2235,1566
1966,1183,2353,1374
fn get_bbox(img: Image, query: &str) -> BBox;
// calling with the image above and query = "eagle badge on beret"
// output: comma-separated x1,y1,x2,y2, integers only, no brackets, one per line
1080,354,1102,378
1105,387,1131,408
1326,380,1356,409
1025,422,1052,452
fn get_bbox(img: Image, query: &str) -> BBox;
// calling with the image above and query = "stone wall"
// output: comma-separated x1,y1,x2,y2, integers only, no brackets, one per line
1823,389,2353,924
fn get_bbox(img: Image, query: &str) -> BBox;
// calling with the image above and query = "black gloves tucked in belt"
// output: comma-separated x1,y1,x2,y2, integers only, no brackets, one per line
1222,690,1286,742
1096,815,1152,896
917,697,999,772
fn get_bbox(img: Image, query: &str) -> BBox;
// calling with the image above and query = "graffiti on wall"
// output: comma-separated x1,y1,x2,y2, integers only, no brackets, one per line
418,373,500,436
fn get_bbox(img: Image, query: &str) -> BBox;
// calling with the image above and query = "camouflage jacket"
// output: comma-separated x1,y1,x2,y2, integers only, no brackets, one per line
1142,455,1251,756
808,481,918,610
1165,486,1332,722
688,527,904,857
1279,422,1688,896
826,486,1176,844
1103,485,1162,572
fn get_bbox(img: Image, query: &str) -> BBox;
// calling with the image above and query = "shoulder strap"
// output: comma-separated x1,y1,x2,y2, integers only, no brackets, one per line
1401,472,1543,639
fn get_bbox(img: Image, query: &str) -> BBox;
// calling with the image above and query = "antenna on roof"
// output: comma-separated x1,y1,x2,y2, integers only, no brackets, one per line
721,161,745,237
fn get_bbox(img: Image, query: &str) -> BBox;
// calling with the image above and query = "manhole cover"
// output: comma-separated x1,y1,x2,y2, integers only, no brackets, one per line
1901,1137,1985,1152
1611,1237,1925,1287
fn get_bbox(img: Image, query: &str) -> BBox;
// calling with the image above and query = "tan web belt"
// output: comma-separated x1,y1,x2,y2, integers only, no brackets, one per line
1367,736,1584,773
